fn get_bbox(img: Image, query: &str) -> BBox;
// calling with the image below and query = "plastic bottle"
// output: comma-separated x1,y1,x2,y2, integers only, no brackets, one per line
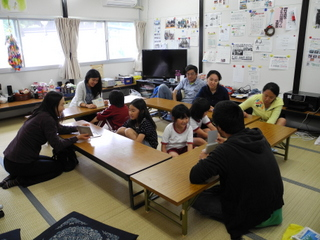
48,79,55,91
175,70,181,82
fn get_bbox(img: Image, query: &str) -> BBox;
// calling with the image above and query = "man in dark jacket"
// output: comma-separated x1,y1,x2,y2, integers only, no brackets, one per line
189,100,284,240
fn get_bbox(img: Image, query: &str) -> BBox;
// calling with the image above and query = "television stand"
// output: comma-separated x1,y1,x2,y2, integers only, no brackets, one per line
136,80,178,98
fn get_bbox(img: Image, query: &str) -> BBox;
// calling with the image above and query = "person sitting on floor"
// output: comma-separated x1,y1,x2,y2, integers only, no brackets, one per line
1,91,90,189
190,98,217,147
157,64,206,103
69,69,108,122
239,82,286,126
117,98,158,149
193,70,230,111
90,90,129,132
189,100,284,240
161,104,193,157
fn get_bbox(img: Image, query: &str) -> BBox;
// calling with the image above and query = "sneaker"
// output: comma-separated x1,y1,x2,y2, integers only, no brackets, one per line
162,113,172,121
271,148,278,153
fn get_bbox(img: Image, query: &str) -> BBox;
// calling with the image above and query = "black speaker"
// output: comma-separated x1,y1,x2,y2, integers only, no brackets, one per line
7,85,13,96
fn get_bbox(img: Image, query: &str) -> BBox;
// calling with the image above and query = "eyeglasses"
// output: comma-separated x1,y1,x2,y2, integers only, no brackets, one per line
186,72,196,76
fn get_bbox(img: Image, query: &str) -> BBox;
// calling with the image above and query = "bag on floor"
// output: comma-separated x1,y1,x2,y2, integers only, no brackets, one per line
52,146,79,172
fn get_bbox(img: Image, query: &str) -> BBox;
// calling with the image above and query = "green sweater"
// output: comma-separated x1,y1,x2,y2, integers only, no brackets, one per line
239,94,284,124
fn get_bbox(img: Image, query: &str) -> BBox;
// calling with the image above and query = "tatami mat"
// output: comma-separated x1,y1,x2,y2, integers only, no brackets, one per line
0,115,320,240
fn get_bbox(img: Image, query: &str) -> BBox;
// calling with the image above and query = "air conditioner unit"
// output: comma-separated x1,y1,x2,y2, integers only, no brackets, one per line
103,0,138,8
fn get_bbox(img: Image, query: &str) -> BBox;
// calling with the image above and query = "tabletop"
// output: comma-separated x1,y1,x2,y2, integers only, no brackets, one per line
61,120,171,176
246,121,297,147
144,97,260,125
131,145,219,206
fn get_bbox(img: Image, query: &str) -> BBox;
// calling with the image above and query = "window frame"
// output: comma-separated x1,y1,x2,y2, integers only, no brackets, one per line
0,17,136,74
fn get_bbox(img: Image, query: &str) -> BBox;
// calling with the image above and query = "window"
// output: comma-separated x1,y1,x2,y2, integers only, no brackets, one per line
18,19,64,67
0,18,137,70
0,19,19,69
78,21,107,63
107,22,137,59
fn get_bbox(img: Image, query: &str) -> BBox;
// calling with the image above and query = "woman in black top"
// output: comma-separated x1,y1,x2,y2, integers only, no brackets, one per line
1,91,90,189
193,70,230,111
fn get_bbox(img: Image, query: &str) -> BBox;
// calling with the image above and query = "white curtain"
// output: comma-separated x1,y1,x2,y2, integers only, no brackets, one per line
55,18,81,80
134,21,146,72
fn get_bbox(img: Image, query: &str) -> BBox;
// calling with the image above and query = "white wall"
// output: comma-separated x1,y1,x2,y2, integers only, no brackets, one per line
0,0,140,95
141,0,319,96
140,0,200,66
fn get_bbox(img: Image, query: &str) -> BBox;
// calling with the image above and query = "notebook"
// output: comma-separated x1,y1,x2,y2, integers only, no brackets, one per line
92,98,105,108
205,130,218,153
77,126,102,138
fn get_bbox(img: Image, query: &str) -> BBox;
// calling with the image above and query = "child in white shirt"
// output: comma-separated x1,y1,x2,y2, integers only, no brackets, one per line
161,104,193,157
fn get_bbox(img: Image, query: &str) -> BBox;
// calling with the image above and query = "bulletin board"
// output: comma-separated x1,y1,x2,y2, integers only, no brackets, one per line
201,0,304,94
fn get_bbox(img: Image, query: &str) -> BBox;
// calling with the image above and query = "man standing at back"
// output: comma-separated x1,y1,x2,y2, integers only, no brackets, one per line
157,64,206,103
189,100,284,240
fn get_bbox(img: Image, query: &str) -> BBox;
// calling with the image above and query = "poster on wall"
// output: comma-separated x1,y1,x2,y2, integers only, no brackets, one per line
165,17,176,28
306,38,320,68
249,10,266,36
239,0,274,10
232,65,245,83
207,31,217,48
248,65,261,85
274,7,288,29
205,12,222,28
189,16,199,28
176,17,189,29
269,55,289,70
203,50,216,62
213,0,229,9
231,24,246,37
153,19,161,49
0,0,27,12
218,24,230,42
275,35,297,50
232,43,253,61
253,37,272,52
216,45,231,64
286,7,298,31
178,37,190,48
164,29,175,40
231,10,247,23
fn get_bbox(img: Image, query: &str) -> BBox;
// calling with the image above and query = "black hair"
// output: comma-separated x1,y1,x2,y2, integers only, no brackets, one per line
84,69,102,98
28,91,64,127
128,98,156,129
109,90,124,108
213,100,244,134
185,64,198,74
206,70,222,80
190,98,210,121
171,104,190,122
263,82,280,96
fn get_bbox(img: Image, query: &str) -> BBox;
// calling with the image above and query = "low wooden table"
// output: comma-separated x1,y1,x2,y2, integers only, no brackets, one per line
59,95,144,120
246,121,297,160
144,97,260,125
61,120,171,209
130,145,219,235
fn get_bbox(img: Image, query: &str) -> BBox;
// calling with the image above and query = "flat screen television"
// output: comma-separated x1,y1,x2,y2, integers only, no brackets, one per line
142,49,187,80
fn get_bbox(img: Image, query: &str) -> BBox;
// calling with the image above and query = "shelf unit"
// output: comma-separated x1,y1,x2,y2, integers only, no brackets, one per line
136,80,178,98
